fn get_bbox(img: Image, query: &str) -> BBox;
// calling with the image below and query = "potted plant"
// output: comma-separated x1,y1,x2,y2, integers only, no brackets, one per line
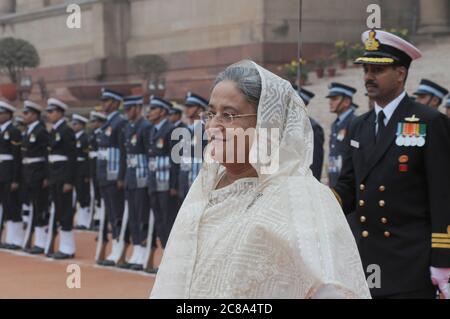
314,58,326,79
0,37,40,101
347,43,365,67
335,40,349,69
131,54,168,100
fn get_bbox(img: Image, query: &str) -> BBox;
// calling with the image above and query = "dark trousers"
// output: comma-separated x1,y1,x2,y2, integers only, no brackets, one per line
0,182,21,222
26,182,49,228
100,183,124,240
93,178,101,207
50,183,74,232
75,175,90,208
126,188,150,245
149,191,170,248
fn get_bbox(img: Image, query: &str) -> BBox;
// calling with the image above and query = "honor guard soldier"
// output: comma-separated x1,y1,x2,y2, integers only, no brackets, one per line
413,79,448,110
179,92,208,202
46,98,77,259
88,111,106,230
169,103,187,129
326,82,358,187
21,101,50,254
71,114,91,230
297,87,325,181
97,89,127,266
333,29,450,298
118,96,152,270
0,101,23,250
445,97,450,118
145,96,178,273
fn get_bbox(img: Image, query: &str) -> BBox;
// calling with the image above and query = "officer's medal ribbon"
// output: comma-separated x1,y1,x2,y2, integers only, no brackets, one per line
105,127,112,137
29,134,36,143
156,138,164,149
396,115,426,147
337,129,346,141
131,134,137,146
4,131,9,140
76,141,81,148
55,133,61,142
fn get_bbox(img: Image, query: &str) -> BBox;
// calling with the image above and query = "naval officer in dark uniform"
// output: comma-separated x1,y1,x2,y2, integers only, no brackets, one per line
71,114,91,230
0,101,22,250
46,98,77,259
333,29,450,299
21,101,50,254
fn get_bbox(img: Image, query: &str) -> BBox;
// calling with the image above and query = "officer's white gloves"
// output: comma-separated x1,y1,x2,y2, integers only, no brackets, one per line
430,266,450,299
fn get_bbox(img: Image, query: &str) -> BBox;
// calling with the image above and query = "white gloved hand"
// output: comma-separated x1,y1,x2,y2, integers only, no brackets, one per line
430,266,450,299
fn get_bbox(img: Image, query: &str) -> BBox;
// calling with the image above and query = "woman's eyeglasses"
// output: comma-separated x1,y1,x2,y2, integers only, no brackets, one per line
200,111,257,124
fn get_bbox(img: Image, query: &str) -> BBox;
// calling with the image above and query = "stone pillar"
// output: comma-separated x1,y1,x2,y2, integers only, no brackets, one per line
418,0,450,34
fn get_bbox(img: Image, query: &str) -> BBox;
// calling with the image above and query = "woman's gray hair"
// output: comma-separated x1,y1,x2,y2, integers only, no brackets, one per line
214,64,262,107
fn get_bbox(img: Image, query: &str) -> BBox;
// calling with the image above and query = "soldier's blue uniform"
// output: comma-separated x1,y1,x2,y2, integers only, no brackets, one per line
413,79,448,108
326,83,358,187
118,96,152,270
297,88,325,181
96,89,127,244
178,92,208,200
144,97,178,249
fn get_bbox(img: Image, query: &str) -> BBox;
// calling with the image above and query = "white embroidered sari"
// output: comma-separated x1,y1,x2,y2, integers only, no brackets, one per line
150,61,371,299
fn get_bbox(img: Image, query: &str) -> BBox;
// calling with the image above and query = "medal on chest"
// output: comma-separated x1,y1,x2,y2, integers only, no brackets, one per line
156,138,164,149
55,133,61,142
105,127,112,137
76,140,81,148
395,115,426,147
131,134,137,146
29,134,36,143
337,128,347,141
3,131,9,140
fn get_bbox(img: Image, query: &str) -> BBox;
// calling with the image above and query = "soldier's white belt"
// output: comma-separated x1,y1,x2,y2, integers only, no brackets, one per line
0,154,13,162
77,157,86,162
127,157,138,168
48,155,68,163
89,151,98,159
22,157,45,165
97,149,108,160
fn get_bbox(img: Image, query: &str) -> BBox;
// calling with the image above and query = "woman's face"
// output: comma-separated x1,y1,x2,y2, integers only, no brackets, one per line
206,80,257,164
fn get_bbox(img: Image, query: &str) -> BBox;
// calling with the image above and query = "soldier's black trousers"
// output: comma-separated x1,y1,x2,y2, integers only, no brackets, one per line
75,175,90,208
100,184,124,240
93,178,101,207
0,182,21,222
126,188,150,245
50,183,74,232
149,191,170,249
24,182,49,228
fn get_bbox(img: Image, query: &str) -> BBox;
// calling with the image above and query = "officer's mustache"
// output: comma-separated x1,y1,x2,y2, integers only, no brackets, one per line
365,80,378,88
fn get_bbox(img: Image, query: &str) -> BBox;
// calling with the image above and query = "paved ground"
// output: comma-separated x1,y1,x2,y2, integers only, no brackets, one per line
0,230,163,299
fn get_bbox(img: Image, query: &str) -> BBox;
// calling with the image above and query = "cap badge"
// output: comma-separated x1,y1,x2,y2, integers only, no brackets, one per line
365,30,380,51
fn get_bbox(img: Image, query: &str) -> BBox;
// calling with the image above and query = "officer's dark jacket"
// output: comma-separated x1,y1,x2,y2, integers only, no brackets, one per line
0,121,21,184
21,121,49,185
144,119,178,193
96,112,127,186
334,95,450,296
309,117,324,181
75,131,90,178
118,117,152,190
48,121,77,186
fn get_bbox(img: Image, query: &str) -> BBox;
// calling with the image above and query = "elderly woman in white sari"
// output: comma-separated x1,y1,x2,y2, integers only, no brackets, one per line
150,60,370,299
